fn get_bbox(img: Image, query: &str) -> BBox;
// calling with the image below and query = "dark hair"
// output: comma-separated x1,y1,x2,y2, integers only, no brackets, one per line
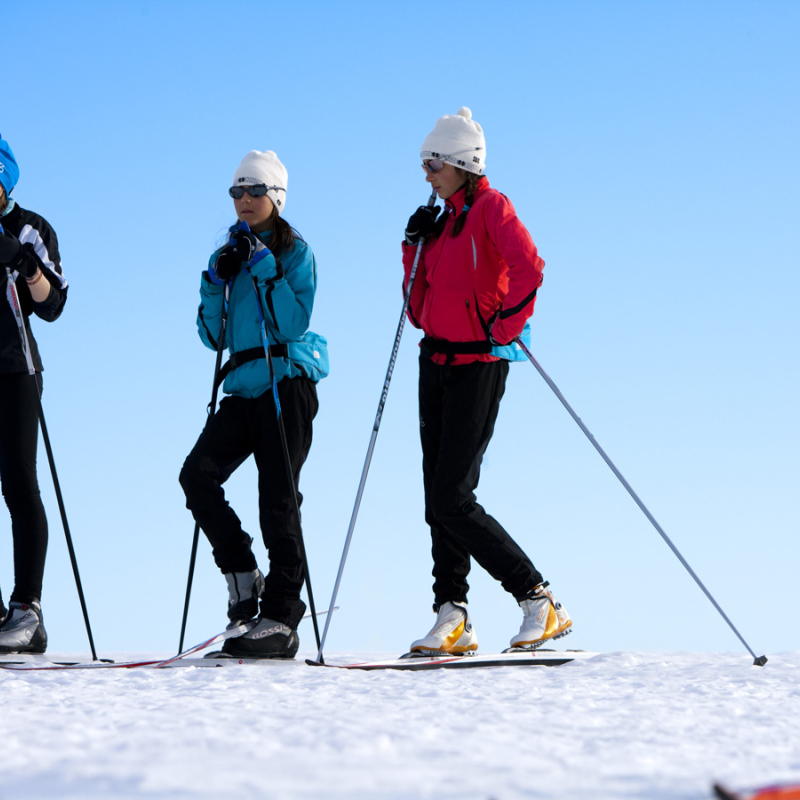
267,213,304,256
430,170,482,240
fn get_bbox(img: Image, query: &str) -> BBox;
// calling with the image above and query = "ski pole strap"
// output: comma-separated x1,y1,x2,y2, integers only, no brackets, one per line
419,336,494,362
216,345,289,386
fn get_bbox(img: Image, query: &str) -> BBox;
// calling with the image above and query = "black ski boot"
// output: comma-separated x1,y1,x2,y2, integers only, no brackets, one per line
221,615,299,659
0,600,47,654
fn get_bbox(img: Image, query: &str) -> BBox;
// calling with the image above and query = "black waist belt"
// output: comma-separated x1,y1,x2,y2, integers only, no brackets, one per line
419,337,493,361
218,345,289,384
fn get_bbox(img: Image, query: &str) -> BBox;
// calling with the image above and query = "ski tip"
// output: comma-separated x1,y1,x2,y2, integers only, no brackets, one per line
713,784,742,800
304,659,324,667
753,655,768,667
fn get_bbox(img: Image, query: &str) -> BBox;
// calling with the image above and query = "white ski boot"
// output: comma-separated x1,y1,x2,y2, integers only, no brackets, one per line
224,568,265,628
221,615,299,659
0,600,48,654
507,582,572,651
407,601,478,657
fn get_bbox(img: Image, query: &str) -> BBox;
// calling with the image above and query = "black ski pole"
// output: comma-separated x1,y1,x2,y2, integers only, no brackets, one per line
514,335,768,666
249,273,322,652
314,190,438,664
178,282,230,653
4,264,98,660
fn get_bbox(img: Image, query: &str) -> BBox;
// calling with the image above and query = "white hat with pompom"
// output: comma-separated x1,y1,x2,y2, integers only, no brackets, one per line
232,150,288,215
420,107,485,175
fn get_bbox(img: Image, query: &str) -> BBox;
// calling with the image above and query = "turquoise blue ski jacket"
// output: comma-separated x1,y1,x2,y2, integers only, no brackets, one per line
197,229,328,399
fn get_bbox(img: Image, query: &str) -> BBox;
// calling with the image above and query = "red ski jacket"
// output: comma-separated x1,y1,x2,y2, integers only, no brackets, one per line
402,177,544,366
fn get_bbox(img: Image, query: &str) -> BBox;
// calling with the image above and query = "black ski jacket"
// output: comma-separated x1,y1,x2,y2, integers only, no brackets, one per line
0,202,68,374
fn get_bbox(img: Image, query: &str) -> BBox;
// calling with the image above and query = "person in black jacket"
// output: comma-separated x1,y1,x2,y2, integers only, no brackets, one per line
0,133,68,653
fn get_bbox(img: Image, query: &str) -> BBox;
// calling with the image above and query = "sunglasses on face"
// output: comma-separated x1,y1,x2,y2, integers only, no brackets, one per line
421,147,484,174
422,158,445,174
229,184,270,199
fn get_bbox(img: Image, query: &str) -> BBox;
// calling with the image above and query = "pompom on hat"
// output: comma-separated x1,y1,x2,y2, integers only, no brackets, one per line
0,133,20,197
232,150,288,215
421,107,485,175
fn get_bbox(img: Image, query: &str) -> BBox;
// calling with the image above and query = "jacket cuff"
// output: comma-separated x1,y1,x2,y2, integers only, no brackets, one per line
248,252,279,281
202,270,225,291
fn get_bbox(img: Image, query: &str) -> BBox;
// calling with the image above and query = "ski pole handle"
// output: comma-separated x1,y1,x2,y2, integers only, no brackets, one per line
406,190,437,280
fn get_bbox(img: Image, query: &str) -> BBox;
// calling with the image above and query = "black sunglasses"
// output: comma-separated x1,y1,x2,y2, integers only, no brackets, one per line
229,184,270,199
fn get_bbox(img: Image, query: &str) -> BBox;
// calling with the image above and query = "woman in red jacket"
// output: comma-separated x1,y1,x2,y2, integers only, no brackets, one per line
402,108,571,656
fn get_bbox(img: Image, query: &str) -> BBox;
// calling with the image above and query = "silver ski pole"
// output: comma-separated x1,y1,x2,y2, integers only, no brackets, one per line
314,190,438,664
4,263,98,660
514,336,767,666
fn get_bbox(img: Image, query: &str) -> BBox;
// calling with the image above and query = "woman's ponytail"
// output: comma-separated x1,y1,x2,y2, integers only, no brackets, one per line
451,171,480,238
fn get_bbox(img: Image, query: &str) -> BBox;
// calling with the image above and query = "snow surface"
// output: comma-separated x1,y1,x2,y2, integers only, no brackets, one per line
1,650,798,800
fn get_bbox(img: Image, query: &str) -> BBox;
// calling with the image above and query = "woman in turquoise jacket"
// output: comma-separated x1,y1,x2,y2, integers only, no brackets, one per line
180,150,328,659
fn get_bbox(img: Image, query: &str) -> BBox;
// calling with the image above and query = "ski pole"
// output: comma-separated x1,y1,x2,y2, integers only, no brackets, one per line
178,282,230,653
3,263,98,660
315,190,438,664
248,271,322,652
514,336,767,666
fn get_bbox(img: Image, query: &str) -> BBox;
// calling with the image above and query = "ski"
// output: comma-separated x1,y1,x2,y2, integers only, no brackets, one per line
172,655,302,668
0,623,253,672
154,622,253,667
0,654,143,668
305,649,599,671
0,607,338,671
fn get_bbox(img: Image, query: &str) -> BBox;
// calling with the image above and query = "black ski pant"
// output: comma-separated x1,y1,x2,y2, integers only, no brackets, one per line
419,356,543,607
179,377,318,630
0,372,48,605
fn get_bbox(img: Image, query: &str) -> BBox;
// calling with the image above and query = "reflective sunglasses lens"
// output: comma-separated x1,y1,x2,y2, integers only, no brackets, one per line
228,184,269,199
422,158,445,174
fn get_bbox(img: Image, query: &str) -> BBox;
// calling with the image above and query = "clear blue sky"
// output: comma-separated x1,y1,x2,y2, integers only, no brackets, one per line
3,0,798,659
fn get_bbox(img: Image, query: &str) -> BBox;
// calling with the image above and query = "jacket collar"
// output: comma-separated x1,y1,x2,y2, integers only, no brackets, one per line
444,175,490,216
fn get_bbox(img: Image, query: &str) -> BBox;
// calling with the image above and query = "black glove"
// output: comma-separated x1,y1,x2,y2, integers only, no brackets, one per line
229,230,260,263
404,204,441,246
0,233,21,268
0,235,39,277
212,235,254,282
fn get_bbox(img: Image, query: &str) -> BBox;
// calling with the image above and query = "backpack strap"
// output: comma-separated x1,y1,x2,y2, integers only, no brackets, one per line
419,337,494,362
216,345,289,388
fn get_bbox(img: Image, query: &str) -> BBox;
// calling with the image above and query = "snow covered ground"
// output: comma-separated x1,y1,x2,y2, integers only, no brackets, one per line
1,649,798,800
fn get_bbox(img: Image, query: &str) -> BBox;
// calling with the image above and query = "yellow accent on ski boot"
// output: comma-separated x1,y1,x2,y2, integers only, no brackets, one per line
408,601,478,656
508,582,572,651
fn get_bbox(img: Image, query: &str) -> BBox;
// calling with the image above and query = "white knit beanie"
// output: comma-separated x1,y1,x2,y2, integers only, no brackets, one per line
420,107,485,175
232,150,288,215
